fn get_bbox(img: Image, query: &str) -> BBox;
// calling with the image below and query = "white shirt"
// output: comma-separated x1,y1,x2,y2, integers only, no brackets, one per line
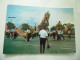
68,31,70,34
60,30,63,34
27,29,30,33
6,29,10,32
57,30,61,34
39,29,48,38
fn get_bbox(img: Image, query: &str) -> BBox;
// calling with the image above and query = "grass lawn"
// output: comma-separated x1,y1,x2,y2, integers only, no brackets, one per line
3,35,76,54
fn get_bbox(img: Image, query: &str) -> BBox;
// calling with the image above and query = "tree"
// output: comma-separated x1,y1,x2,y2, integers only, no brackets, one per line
7,22,16,30
51,26,56,31
62,25,65,29
67,23,71,29
21,23,30,30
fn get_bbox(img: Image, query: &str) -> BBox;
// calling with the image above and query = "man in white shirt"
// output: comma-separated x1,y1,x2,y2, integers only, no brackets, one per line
39,28,49,53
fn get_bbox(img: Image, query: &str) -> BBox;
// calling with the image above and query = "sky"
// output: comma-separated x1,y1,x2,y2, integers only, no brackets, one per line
6,5,74,28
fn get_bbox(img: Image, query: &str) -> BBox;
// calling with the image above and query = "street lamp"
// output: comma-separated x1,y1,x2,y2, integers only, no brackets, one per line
8,17,16,22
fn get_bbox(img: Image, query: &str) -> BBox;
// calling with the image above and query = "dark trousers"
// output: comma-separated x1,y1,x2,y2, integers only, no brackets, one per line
31,34,34,39
13,35,17,40
7,32,10,38
13,32,18,40
27,33,31,42
6,32,10,38
68,34,71,39
53,35,55,40
61,34,65,40
40,38,46,53
10,32,13,38
57,34,61,40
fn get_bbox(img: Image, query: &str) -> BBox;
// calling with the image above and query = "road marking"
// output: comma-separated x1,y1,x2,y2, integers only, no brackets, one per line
61,47,75,50
25,43,40,46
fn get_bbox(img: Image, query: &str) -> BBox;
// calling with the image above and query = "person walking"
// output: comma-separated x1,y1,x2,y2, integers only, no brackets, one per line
39,28,49,53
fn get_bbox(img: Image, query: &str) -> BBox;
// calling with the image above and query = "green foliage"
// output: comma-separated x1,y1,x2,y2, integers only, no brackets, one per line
21,23,30,30
7,22,15,30
51,26,56,30
61,25,65,29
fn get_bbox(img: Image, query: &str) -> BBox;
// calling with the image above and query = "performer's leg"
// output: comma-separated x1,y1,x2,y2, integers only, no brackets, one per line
63,34,65,40
6,32,8,38
13,36,16,40
27,34,29,42
13,33,17,40
59,34,61,40
8,33,10,38
53,35,55,40
28,33,30,42
57,34,58,40
40,38,42,53
69,34,71,39
27,37,29,42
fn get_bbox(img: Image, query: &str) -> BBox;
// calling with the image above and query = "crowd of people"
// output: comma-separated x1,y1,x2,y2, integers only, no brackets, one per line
5,27,72,53
48,29,72,41
5,28,39,41
5,28,72,42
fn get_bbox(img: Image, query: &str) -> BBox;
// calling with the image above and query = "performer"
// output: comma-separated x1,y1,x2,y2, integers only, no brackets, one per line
10,29,14,39
6,29,10,38
39,28,50,53
57,29,61,40
26,28,31,43
52,31,56,40
68,30,71,39
13,30,18,40
60,29,65,40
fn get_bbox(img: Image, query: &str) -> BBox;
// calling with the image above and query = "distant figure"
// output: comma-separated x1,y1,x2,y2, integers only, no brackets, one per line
6,29,10,38
34,30,37,37
26,28,31,43
52,31,56,40
60,29,65,40
57,29,61,40
39,28,49,53
68,30,71,39
13,30,18,40
10,30,14,39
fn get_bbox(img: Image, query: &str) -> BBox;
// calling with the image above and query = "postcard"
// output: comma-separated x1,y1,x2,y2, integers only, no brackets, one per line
3,5,75,54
